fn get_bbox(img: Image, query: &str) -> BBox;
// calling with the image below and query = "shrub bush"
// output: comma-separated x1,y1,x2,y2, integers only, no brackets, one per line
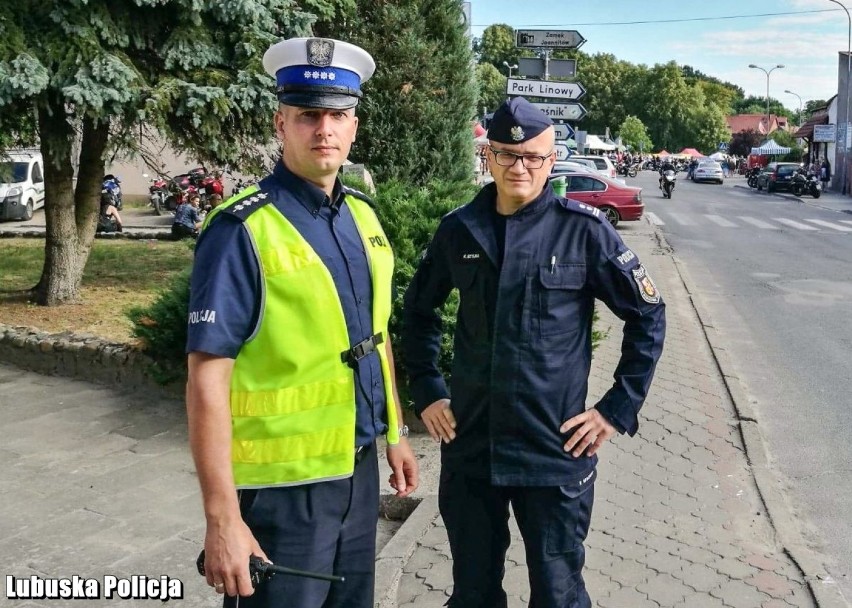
127,178,605,404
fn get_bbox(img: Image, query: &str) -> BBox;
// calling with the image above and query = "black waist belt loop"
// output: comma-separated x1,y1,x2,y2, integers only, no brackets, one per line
341,332,384,369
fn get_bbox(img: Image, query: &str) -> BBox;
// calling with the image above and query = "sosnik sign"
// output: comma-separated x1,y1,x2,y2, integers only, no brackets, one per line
532,102,587,121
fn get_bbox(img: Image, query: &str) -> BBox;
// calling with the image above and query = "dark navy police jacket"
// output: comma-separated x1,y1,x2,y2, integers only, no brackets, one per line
402,182,666,487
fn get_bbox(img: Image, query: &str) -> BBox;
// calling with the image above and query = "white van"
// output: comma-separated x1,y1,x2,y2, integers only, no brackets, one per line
1,149,46,221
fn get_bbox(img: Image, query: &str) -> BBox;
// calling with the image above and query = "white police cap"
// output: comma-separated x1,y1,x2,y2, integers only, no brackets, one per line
262,37,376,110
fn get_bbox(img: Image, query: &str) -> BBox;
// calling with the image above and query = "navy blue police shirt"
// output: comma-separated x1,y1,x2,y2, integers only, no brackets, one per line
186,162,388,447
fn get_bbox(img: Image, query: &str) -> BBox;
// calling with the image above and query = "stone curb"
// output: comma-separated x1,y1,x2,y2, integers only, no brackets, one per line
652,222,850,608
374,495,440,608
0,229,174,240
0,323,183,398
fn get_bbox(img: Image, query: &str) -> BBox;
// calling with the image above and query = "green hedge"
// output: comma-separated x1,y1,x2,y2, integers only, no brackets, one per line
126,178,478,400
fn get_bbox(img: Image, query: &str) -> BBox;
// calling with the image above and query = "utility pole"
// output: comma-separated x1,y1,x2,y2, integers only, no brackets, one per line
828,0,851,195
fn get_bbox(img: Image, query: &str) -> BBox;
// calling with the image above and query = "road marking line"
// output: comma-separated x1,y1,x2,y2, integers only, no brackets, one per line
804,219,852,232
668,213,695,226
841,220,852,226
704,214,738,227
646,212,665,226
775,218,819,230
737,216,779,229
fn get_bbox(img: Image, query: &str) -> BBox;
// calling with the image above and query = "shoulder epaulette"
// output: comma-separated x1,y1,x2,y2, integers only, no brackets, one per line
342,185,375,208
219,186,273,222
557,197,607,223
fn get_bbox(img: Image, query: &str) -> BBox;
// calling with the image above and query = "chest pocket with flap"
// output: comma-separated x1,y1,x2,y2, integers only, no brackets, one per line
536,264,587,337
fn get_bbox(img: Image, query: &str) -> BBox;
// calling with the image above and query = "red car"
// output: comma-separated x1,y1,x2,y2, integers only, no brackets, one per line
550,171,644,227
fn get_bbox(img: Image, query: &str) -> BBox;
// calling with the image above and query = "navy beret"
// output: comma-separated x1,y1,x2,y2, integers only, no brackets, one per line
263,38,375,109
487,97,553,144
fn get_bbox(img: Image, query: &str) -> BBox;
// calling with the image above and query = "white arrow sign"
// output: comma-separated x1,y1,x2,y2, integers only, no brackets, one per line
554,124,575,141
506,78,586,101
532,102,587,121
554,143,572,161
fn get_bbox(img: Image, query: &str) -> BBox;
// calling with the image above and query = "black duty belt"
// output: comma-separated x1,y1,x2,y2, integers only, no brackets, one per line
340,332,384,369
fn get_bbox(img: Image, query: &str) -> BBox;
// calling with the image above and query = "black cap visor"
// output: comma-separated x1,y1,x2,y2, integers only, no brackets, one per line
276,85,362,110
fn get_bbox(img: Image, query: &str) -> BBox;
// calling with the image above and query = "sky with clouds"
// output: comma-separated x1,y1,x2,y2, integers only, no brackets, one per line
468,0,850,112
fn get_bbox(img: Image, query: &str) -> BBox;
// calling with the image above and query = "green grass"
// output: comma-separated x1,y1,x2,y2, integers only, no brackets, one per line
0,238,194,292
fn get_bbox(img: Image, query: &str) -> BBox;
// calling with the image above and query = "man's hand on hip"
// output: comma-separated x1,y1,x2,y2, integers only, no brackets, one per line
560,408,617,458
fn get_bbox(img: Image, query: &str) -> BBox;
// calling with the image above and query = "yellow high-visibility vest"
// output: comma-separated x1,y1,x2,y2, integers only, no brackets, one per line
205,186,399,488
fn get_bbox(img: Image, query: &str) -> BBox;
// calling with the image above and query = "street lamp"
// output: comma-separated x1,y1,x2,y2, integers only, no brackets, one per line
502,61,518,78
784,89,803,115
828,0,851,195
748,63,785,124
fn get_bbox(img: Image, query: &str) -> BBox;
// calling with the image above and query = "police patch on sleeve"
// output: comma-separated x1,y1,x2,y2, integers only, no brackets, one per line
632,264,660,304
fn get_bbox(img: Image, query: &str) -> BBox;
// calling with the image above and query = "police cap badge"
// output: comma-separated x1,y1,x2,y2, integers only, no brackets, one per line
262,37,376,110
487,97,553,144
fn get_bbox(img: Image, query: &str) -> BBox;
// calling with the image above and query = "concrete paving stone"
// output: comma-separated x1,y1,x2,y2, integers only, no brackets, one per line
417,521,450,550
415,557,453,591
402,545,448,573
710,579,773,608
86,451,195,495
585,548,622,574
745,570,797,600
597,586,660,608
643,550,691,577
661,491,701,513
711,556,759,581
503,563,529,599
399,588,452,608
746,553,787,573
637,571,696,606
679,591,730,607
677,561,727,593
610,557,657,587
665,454,702,477
397,572,427,604
672,543,719,566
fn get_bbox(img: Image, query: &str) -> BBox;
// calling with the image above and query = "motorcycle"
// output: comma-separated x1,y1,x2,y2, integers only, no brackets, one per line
746,167,761,189
148,176,169,215
101,174,123,210
660,170,677,199
163,173,197,213
617,162,638,178
791,170,822,198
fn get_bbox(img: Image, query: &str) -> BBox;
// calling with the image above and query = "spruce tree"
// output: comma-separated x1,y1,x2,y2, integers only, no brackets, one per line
338,0,477,185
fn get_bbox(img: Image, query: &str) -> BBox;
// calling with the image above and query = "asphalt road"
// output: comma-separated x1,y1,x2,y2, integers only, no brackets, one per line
629,170,852,600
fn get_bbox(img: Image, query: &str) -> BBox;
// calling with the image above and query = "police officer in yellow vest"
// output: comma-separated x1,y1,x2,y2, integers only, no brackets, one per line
185,37,419,608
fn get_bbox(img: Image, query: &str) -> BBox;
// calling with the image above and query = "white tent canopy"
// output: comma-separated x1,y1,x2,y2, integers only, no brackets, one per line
751,139,791,155
585,134,617,151
708,151,726,161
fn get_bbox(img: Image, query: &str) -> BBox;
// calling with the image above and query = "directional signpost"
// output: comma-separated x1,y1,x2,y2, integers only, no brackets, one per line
506,78,585,101
516,29,586,49
554,143,572,161
554,124,575,141
532,102,587,121
518,57,577,79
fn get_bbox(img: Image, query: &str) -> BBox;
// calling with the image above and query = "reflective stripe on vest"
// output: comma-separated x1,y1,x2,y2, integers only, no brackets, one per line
229,193,399,488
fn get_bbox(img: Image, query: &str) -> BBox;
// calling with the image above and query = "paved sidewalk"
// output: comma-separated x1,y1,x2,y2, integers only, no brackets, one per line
384,219,848,608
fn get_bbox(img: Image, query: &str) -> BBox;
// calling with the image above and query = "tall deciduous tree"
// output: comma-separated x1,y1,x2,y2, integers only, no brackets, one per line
474,23,518,71
617,115,653,153
729,129,763,157
0,0,352,305
476,63,506,116
340,0,477,185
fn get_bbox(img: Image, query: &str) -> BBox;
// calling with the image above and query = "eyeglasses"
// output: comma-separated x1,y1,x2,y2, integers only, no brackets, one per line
489,146,553,170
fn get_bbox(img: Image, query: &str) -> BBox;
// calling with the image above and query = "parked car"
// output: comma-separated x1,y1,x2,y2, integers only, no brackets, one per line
567,154,617,180
549,171,643,227
0,149,45,221
692,161,724,184
553,159,597,173
756,162,800,193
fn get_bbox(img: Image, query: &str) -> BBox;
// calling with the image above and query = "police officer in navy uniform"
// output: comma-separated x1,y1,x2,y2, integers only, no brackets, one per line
185,37,418,608
402,97,666,608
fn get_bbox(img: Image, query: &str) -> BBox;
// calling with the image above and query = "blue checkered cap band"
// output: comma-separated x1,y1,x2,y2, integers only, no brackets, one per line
263,37,375,109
